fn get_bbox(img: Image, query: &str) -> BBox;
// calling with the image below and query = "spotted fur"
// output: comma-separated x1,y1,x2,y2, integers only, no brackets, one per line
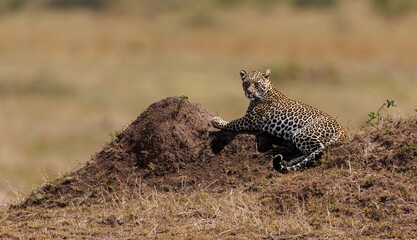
212,69,346,172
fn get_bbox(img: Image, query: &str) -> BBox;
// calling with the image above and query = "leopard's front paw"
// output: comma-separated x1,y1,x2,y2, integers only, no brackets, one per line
211,117,227,129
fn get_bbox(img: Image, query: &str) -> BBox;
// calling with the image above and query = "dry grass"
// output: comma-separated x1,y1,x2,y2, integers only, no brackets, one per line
0,185,310,239
1,0,417,206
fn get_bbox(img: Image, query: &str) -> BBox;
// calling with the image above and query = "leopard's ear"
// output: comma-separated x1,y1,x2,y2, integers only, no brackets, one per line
240,70,247,80
264,69,271,78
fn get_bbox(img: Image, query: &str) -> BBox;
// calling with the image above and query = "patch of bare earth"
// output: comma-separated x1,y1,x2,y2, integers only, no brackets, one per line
1,97,416,239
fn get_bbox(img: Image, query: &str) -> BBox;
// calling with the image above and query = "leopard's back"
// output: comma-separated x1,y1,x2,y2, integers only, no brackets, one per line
246,88,346,143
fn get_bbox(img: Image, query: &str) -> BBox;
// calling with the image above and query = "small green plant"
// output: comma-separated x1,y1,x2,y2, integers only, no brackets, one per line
109,130,122,142
365,99,397,127
107,181,115,191
398,142,417,160
92,187,100,194
175,95,189,117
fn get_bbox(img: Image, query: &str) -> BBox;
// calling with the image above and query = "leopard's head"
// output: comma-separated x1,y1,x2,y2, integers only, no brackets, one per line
240,69,271,100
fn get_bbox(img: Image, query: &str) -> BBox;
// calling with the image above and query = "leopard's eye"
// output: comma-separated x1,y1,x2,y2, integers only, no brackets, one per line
243,82,251,88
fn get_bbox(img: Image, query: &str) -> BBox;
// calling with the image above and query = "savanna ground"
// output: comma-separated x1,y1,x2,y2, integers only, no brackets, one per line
0,0,417,238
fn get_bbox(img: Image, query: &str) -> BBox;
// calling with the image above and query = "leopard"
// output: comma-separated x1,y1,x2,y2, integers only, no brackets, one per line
212,69,346,172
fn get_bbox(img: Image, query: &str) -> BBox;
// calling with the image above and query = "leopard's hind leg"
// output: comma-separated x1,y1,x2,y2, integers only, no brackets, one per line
275,123,341,172
274,144,324,172
281,147,324,172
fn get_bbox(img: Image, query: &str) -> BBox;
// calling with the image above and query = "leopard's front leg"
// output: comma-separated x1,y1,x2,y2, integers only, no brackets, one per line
211,117,229,129
211,116,256,131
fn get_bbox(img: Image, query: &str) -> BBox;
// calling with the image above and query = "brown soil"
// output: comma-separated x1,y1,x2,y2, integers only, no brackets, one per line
323,117,417,173
17,96,299,208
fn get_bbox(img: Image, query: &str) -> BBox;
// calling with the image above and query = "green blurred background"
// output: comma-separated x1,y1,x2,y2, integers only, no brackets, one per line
1,0,417,204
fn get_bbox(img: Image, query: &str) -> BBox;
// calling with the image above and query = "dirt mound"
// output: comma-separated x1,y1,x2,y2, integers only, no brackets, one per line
323,117,417,173
18,97,294,208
